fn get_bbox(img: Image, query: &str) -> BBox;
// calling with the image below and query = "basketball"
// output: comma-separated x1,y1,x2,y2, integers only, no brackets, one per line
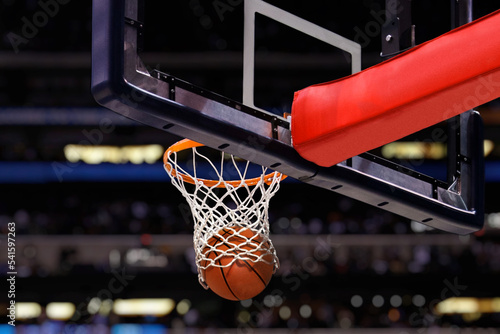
201,226,275,301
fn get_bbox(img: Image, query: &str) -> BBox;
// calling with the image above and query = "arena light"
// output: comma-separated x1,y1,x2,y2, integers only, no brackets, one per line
381,140,494,160
99,299,114,316
492,298,500,312
64,144,164,164
435,297,478,314
278,306,291,320
435,297,487,315
176,299,191,316
299,304,312,318
46,302,76,321
87,297,101,315
381,142,446,160
388,308,401,322
487,213,500,229
237,310,251,323
484,139,494,157
15,303,42,320
113,299,175,317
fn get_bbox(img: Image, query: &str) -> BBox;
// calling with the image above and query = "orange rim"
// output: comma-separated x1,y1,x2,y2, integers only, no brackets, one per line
164,139,287,188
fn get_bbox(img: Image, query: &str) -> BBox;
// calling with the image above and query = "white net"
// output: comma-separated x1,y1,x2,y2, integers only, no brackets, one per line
163,139,285,288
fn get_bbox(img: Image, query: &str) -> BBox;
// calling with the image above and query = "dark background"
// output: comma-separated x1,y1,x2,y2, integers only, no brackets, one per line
1,0,500,332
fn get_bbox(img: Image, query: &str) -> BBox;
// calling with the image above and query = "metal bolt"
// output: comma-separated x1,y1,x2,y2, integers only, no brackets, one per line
386,35,393,42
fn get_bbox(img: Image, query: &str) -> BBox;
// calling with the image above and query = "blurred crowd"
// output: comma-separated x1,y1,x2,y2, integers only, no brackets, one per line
1,182,442,236
2,182,500,331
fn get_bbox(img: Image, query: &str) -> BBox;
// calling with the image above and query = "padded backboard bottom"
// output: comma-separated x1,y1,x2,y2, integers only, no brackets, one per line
291,9,500,167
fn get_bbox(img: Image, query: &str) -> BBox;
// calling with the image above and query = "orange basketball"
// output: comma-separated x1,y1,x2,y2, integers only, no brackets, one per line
201,226,275,301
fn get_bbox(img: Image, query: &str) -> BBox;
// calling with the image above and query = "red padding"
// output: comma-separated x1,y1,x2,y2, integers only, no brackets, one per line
292,9,500,167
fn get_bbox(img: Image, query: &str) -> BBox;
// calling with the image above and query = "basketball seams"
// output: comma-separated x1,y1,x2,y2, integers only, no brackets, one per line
207,227,267,263
222,246,267,300
233,254,268,288
208,228,240,300
218,255,239,300
202,226,274,300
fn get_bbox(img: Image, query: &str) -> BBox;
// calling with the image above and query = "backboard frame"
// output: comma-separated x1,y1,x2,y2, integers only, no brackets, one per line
91,0,484,234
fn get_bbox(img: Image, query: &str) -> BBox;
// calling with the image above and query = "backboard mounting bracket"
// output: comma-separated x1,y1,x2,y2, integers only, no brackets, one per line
243,0,362,110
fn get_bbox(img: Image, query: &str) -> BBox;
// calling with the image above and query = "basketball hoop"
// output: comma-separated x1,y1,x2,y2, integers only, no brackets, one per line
163,139,286,291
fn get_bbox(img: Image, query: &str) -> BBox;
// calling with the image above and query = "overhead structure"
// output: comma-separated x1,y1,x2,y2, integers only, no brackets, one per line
91,0,497,234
